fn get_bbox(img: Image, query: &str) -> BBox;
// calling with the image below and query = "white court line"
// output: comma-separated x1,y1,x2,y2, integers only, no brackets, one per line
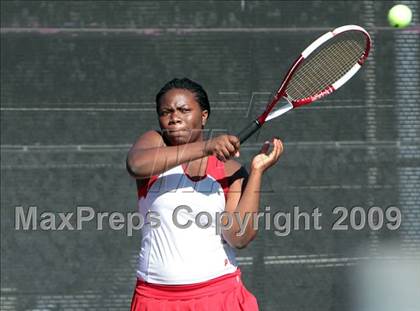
242,140,402,149
320,98,396,103
0,163,123,169
235,254,420,267
276,184,394,190
0,98,396,106
314,262,357,268
297,104,394,109
0,107,247,111
0,27,348,34
0,107,153,112
0,102,158,106
0,104,396,112
265,256,369,265
2,140,418,153
0,144,130,150
236,256,254,266
0,26,411,34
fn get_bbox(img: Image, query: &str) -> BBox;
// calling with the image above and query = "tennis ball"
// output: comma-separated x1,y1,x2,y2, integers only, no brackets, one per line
388,4,412,28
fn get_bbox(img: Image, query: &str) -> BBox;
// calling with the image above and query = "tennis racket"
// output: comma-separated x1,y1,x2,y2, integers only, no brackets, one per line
237,25,371,143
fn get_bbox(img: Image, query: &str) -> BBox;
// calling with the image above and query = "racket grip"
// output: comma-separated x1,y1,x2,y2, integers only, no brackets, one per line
237,120,261,143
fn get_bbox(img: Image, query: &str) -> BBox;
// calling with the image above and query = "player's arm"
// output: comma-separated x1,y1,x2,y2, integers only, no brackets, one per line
222,138,283,249
126,130,241,179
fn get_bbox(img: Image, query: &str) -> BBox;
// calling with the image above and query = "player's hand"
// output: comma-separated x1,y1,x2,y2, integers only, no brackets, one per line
205,135,240,162
251,138,283,173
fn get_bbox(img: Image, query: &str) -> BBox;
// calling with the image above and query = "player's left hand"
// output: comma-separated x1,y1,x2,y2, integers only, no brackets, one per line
250,138,283,173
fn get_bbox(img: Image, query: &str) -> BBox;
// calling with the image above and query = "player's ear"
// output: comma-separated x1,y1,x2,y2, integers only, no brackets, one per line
201,110,209,127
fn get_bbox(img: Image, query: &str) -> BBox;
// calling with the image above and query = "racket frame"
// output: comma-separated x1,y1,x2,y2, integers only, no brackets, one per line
237,25,371,143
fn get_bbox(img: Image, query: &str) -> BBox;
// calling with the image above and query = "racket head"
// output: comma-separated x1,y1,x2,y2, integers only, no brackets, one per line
262,25,371,123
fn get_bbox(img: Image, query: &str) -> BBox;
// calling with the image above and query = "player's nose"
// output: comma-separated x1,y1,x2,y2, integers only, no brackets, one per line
168,112,182,124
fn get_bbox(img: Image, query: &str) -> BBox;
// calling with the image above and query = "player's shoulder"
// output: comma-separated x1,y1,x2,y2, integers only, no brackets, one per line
140,129,163,140
224,159,248,178
133,130,165,149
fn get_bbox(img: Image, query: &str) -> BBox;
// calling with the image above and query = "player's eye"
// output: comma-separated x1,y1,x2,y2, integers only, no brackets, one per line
179,107,190,113
159,110,171,116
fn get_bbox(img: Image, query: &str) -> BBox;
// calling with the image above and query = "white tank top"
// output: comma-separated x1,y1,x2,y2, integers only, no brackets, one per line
135,155,238,284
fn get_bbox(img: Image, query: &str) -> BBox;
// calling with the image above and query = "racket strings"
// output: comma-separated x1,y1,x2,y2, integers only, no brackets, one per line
286,31,367,101
290,34,364,98
289,33,364,98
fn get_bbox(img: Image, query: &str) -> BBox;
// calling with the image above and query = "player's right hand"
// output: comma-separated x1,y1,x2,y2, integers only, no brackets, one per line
204,135,240,162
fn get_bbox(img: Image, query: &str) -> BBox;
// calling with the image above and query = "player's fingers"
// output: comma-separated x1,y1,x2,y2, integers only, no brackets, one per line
269,138,280,155
216,152,227,162
224,141,237,154
220,146,233,159
273,138,283,159
224,136,240,156
260,141,270,155
265,139,282,164
267,144,278,162
228,135,241,151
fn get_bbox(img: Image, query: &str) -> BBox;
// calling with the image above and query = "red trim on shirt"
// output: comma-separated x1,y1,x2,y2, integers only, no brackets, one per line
206,156,230,201
137,175,159,199
181,158,208,182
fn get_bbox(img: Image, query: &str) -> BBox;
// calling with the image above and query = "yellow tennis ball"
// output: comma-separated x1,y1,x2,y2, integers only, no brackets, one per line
388,4,412,28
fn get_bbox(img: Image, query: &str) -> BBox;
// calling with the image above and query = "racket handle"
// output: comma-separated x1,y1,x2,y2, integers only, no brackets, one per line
237,120,261,143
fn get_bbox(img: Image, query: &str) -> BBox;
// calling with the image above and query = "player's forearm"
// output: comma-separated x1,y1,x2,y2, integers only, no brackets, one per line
224,169,263,248
127,141,208,178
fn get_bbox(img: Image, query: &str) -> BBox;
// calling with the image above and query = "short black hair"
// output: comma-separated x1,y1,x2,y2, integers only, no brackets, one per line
155,78,211,117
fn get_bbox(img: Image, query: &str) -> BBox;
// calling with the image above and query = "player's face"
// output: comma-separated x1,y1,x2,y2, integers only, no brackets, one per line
158,89,208,145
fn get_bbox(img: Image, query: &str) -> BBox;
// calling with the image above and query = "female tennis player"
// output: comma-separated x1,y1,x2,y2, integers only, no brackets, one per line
127,78,283,311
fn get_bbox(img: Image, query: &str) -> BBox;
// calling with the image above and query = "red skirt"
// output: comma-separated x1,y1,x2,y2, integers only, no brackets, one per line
130,269,259,311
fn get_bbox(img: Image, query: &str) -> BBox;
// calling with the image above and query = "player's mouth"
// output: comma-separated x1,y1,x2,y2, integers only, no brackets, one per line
166,127,189,134
165,128,192,141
